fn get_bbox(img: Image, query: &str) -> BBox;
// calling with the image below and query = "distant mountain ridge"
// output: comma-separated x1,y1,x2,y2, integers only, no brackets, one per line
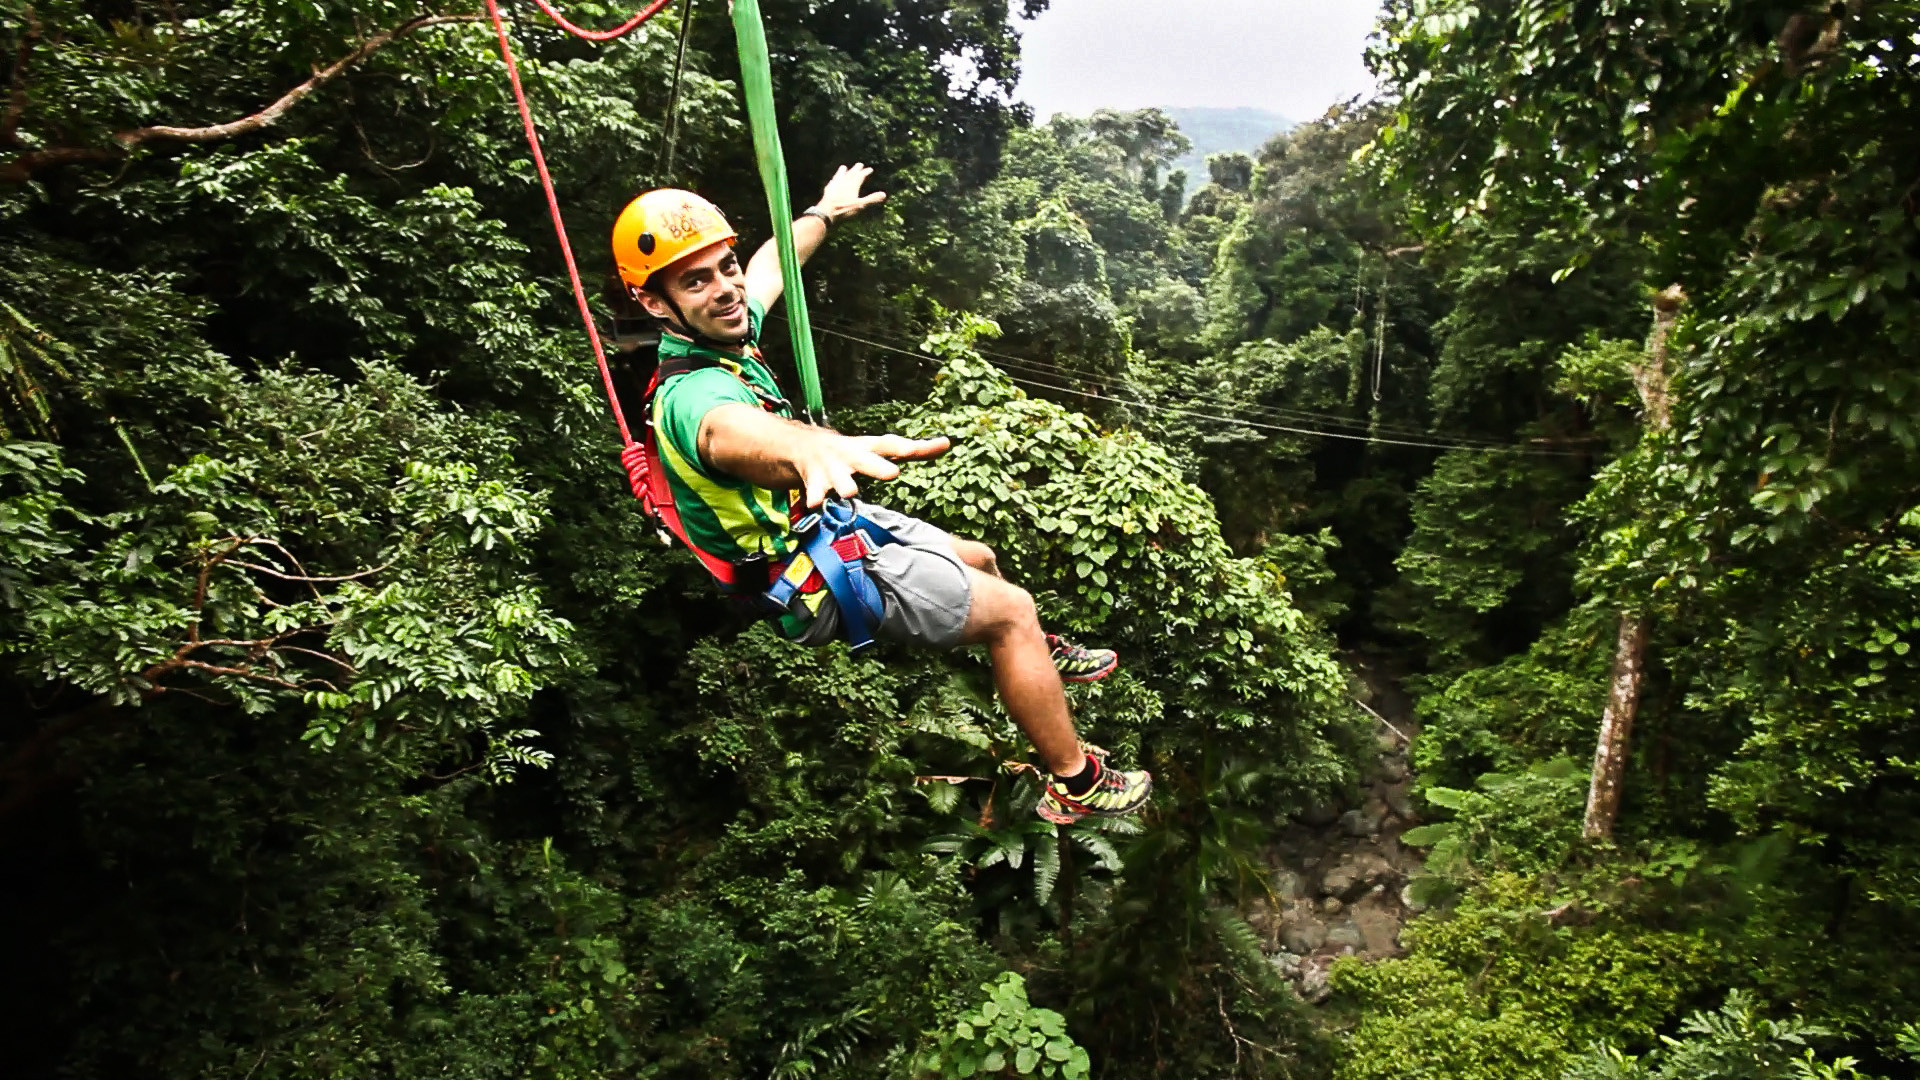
1163,106,1292,187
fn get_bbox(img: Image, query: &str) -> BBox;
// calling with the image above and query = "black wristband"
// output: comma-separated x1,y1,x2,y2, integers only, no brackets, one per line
799,207,833,229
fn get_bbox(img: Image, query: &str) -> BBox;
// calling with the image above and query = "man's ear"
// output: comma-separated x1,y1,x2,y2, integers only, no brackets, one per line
629,283,673,322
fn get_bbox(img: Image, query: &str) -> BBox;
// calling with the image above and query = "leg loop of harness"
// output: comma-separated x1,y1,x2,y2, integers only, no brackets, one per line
762,500,899,653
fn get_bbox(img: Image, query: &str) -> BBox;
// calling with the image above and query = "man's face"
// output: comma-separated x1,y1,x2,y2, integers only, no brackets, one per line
641,240,749,341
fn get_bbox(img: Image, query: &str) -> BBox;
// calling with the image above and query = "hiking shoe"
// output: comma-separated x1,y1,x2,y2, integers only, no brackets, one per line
1048,634,1118,683
1037,755,1153,825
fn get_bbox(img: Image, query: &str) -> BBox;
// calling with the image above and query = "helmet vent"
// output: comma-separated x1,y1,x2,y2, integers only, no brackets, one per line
638,233,656,255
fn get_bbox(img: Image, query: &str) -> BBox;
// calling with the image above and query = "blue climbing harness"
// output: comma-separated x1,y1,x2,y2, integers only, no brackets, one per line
764,499,901,654
632,355,902,653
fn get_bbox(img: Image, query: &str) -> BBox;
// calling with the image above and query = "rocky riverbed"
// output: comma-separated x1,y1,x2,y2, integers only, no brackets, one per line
1249,657,1427,1002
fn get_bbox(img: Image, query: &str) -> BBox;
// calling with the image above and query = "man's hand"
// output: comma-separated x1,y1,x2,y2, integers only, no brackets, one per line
699,403,950,508
790,433,949,510
746,163,887,311
814,163,886,223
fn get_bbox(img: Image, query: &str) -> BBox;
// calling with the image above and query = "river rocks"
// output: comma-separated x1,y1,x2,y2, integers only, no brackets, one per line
1383,782,1417,820
1255,653,1430,1004
1281,917,1327,955
1338,808,1380,837
1321,852,1398,901
1295,801,1341,827
1400,883,1428,914
1271,868,1306,901
1352,900,1403,955
1297,958,1334,1003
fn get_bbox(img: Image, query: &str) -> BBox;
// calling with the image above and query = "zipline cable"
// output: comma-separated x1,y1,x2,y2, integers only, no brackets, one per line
824,321,1578,456
530,0,673,41
798,310,1514,445
660,0,696,181
801,312,1533,450
784,316,1584,457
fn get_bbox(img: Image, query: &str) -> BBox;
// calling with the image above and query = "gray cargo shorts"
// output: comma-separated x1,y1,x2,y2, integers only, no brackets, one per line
789,501,974,649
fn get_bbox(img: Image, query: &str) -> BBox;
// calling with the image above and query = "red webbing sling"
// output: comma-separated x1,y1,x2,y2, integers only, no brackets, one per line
481,0,745,585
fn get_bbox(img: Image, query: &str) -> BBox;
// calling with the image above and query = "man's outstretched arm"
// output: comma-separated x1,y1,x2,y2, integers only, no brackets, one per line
745,163,886,312
698,403,946,509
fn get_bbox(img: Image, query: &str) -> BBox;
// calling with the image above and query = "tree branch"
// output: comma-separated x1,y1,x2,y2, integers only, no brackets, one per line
231,558,391,584
113,14,482,149
0,12,483,184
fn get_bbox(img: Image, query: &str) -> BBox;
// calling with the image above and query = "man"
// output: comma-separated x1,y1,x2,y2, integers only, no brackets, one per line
611,165,1150,824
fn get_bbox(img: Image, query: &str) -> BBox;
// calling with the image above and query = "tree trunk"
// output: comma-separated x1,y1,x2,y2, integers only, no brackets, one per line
1581,284,1685,840
1582,610,1651,838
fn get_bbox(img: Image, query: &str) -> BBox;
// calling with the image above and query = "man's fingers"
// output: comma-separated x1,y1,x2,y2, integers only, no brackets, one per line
859,191,887,208
830,460,863,501
851,449,903,481
865,434,949,461
803,470,829,511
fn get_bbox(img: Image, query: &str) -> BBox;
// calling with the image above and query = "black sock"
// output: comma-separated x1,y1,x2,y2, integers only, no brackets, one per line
1056,755,1102,797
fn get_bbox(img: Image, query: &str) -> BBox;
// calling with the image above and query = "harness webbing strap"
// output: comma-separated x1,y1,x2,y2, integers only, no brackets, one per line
731,0,826,423
530,0,672,41
636,357,775,588
766,502,900,653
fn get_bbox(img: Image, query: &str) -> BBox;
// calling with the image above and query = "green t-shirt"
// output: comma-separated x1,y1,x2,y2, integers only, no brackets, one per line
651,297,798,565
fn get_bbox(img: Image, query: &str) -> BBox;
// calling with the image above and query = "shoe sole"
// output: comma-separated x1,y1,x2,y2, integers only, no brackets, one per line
1059,652,1119,683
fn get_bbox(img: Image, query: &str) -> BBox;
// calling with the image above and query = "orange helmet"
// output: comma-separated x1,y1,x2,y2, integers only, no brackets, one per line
611,188,738,290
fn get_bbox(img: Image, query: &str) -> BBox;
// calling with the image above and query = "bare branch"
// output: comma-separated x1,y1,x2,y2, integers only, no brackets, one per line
239,538,328,601
189,536,253,645
0,145,118,183
1,12,483,183
278,645,356,674
231,558,392,584
1354,696,1411,744
114,14,482,148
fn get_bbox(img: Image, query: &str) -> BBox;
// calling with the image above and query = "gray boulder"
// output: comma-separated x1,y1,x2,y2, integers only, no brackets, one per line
1321,853,1398,901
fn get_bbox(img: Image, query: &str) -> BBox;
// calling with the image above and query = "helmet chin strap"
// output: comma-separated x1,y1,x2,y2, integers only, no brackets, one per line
654,289,753,351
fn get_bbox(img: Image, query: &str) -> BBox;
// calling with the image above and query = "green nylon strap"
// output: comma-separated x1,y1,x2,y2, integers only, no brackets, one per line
731,0,825,423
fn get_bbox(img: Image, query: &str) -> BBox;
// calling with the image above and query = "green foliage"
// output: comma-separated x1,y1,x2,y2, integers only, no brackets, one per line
1391,450,1589,671
8,0,1920,1074
1563,990,1875,1080
1332,873,1722,1080
1401,757,1587,880
890,348,1358,769
920,973,1091,1080
1411,615,1614,788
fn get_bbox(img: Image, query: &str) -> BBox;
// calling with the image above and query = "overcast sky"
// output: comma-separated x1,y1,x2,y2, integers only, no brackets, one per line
1013,0,1383,123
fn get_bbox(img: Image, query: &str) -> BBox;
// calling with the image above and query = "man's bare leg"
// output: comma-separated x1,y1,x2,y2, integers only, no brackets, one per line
950,537,1000,578
960,567,1084,777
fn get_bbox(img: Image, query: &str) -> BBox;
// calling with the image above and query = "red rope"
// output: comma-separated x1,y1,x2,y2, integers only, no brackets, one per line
529,0,674,41
484,0,655,445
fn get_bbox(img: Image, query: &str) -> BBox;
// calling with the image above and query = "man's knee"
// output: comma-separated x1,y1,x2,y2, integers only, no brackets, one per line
964,571,1039,641
952,538,1000,577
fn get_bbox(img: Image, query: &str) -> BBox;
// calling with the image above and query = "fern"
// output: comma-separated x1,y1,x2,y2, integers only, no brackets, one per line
1033,833,1062,906
1207,905,1267,969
